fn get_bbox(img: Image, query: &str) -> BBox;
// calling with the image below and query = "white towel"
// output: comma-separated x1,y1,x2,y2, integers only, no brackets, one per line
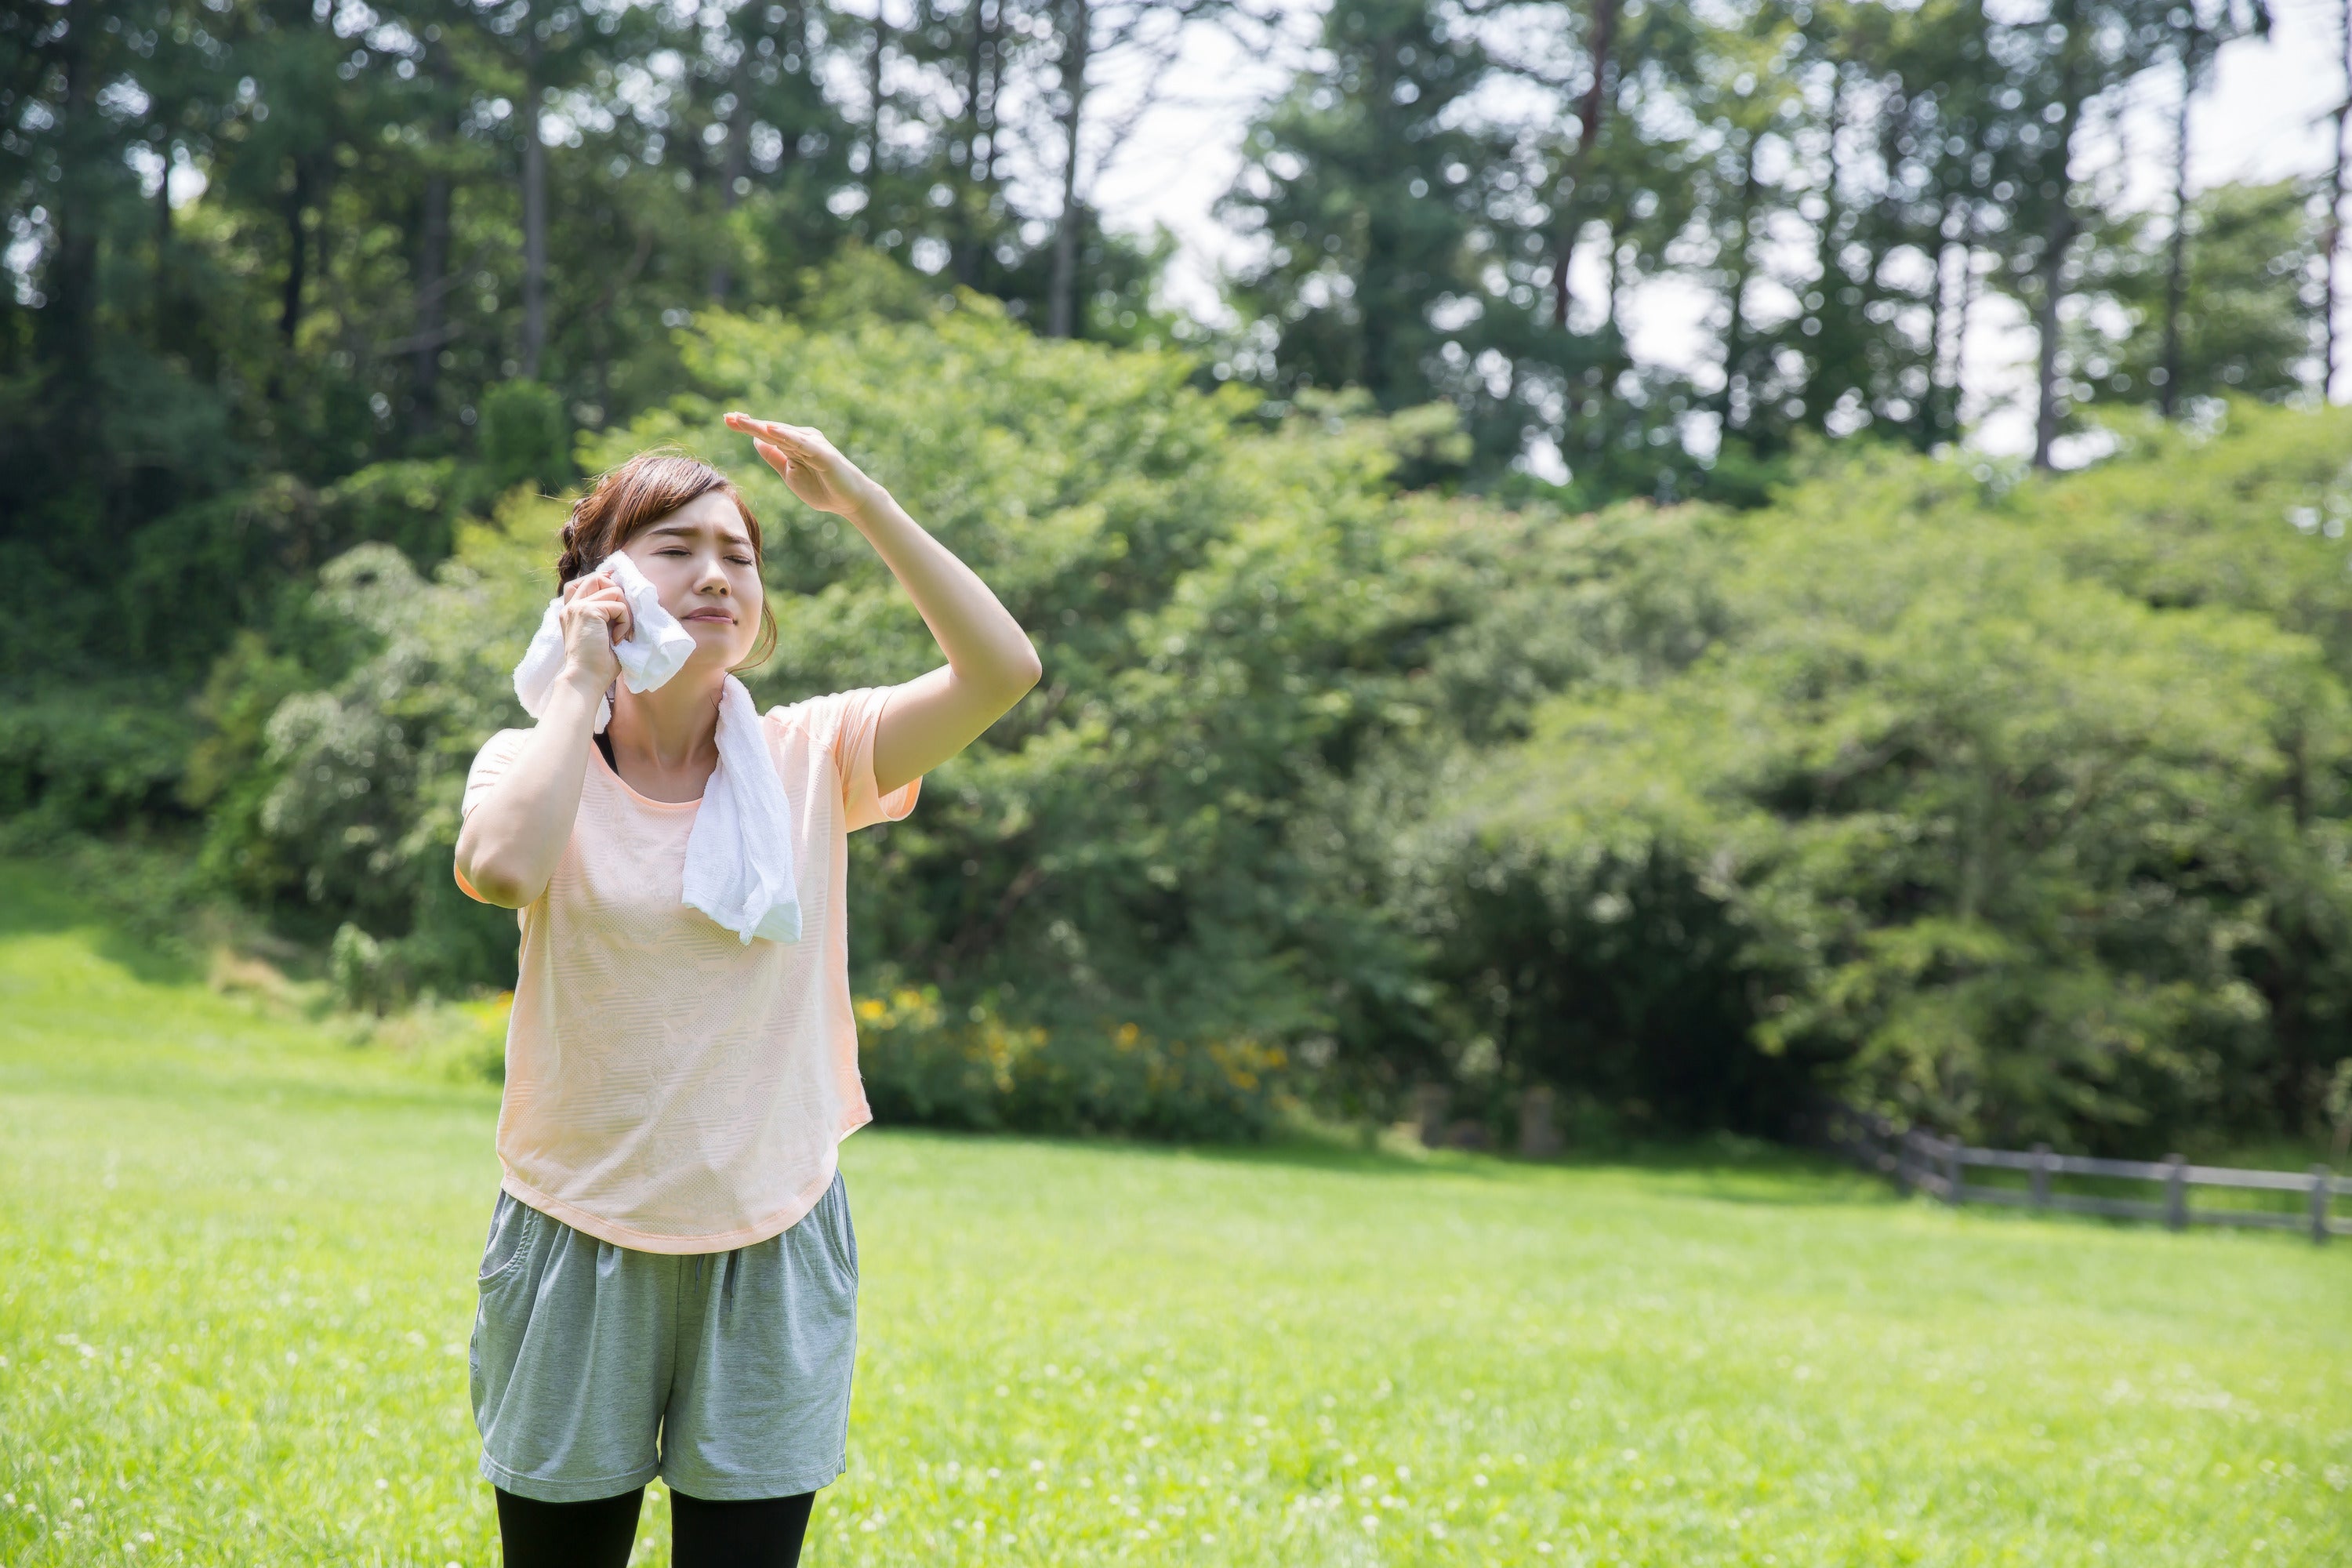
511,551,803,946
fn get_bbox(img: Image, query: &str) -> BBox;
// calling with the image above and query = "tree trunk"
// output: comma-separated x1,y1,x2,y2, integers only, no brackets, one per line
2159,33,2198,419
2031,57,2082,470
2331,0,2350,397
412,45,456,435
521,23,548,380
1951,198,1980,439
1816,64,1848,415
1719,136,1759,431
1048,0,1091,339
708,3,760,300
38,0,101,463
415,167,452,427
279,158,310,350
863,5,887,183
954,0,1000,287
1924,200,1950,448
153,139,173,342
1551,0,1619,328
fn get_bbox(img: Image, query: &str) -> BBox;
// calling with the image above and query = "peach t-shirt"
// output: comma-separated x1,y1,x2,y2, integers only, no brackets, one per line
455,687,918,1254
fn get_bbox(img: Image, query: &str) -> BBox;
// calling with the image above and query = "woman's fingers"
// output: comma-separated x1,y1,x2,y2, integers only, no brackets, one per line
727,412,824,451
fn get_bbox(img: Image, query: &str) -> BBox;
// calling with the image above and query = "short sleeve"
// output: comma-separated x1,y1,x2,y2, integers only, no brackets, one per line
768,688,921,833
453,728,529,902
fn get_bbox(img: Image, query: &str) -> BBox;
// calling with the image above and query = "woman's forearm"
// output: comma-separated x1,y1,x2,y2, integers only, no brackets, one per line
850,484,1042,794
455,669,605,907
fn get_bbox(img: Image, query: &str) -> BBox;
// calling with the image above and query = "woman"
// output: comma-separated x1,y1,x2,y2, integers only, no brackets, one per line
452,413,1040,1568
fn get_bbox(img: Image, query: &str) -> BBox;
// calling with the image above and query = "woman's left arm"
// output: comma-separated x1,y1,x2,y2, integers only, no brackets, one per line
727,412,1043,796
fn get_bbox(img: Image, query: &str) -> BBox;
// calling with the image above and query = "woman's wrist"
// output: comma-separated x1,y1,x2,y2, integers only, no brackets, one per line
550,662,612,712
842,478,900,533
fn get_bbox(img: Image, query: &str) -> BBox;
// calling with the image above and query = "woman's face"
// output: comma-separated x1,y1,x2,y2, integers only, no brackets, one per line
619,490,765,671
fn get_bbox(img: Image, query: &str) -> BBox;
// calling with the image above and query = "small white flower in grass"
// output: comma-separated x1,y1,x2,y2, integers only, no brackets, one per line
285,1351,298,1366
1536,1543,1552,1555
1359,1514,1379,1532
71,1498,85,1510
1473,1475,1488,1489
375,1479,389,1492
139,1534,154,1544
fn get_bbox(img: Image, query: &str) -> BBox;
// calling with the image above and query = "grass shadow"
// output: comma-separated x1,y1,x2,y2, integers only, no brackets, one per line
0,857,205,987
867,1119,1902,1207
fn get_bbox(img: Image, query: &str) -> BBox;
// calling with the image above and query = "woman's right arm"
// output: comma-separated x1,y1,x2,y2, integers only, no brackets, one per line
454,575,630,908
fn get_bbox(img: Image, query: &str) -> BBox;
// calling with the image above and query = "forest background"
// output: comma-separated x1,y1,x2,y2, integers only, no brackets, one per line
7,0,2352,1160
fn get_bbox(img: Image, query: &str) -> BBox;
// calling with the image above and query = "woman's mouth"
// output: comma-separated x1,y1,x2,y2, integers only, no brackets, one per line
684,609,735,624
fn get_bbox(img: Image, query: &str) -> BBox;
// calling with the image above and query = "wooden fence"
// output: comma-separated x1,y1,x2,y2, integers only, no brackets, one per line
1815,1103,2352,1243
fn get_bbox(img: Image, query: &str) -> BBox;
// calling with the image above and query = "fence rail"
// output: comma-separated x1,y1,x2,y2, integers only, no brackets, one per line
1814,1104,2351,1243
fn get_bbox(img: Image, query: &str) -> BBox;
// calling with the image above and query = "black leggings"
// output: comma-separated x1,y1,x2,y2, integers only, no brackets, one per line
494,1484,814,1568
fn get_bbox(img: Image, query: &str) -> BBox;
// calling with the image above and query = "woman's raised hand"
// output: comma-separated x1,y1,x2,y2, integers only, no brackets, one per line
724,412,880,519
557,569,633,687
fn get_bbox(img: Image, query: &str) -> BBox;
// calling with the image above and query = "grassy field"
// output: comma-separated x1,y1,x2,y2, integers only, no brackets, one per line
2,869,2347,1567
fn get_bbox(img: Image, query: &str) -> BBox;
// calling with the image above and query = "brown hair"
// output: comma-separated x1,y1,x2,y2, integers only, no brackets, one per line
557,449,776,671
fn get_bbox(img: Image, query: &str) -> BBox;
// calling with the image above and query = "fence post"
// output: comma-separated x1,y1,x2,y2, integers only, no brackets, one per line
1413,1084,1450,1150
1944,1138,1963,1207
2030,1142,2052,1211
1517,1087,1560,1159
2163,1153,2187,1232
2312,1165,2333,1246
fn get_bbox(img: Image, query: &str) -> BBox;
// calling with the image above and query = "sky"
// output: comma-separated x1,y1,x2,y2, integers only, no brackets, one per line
1063,0,2350,460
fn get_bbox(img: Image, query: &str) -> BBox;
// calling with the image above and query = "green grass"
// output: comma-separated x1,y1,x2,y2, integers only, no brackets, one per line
2,868,2347,1566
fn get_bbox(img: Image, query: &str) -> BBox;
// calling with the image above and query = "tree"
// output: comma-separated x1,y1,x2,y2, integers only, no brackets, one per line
2083,180,2320,411
1222,0,1515,460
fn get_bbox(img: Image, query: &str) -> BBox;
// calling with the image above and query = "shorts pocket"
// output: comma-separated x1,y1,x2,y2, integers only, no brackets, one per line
477,1189,536,1290
818,1173,858,1283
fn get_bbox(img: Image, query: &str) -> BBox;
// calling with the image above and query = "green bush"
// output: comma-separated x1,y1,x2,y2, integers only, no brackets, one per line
854,986,1284,1141
1463,416,2352,1150
0,692,196,830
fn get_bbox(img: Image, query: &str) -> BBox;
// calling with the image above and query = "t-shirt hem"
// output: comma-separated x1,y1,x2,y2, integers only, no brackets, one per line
498,1102,874,1255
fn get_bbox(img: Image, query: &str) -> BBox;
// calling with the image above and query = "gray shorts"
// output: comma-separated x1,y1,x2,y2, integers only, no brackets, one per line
467,1171,860,1503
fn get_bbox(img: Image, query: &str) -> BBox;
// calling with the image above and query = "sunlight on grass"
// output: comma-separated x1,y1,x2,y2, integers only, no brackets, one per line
1,870,2347,1566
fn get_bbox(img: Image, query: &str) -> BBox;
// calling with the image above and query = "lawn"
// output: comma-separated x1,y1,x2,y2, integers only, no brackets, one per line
1,869,2347,1567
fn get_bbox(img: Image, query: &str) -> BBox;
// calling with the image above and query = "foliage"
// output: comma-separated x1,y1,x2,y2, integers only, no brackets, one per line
854,986,1284,1142
583,303,1468,1062
2082,179,2322,409
115,304,2352,1151
217,488,561,980
4,891,2350,1566
4,0,2322,706
1458,407,2352,1149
